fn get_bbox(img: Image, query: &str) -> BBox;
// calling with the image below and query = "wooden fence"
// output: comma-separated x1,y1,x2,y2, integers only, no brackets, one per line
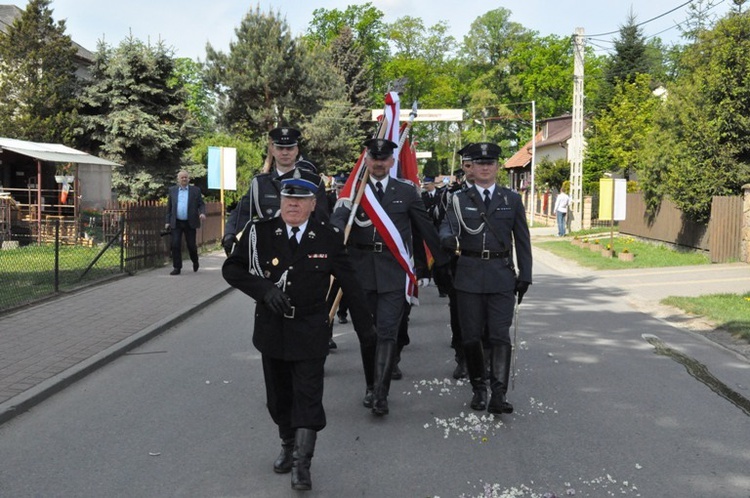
619,193,742,263
103,200,223,273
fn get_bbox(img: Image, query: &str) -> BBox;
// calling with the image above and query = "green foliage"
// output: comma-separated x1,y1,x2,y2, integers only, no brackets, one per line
187,134,263,207
0,0,79,143
585,74,660,193
534,157,570,191
306,2,388,100
592,12,654,112
170,58,216,133
77,37,197,200
640,8,750,223
205,6,347,147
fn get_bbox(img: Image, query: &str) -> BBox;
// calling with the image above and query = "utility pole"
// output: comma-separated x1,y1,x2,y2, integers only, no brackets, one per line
569,28,585,232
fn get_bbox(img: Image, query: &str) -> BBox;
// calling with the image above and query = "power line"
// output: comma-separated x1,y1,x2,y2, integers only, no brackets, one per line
585,0,695,38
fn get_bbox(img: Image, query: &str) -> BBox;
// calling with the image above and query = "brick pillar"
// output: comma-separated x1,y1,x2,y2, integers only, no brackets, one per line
582,195,592,230
742,184,750,263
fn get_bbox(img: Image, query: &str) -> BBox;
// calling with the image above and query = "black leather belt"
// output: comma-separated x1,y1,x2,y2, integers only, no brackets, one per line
283,302,326,319
460,249,509,260
352,242,384,253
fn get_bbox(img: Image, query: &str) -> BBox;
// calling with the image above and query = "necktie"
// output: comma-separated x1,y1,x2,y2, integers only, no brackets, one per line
376,181,384,202
483,189,491,209
289,226,300,252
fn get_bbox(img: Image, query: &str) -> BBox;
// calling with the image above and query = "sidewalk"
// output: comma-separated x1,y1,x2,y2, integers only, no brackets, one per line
1,229,749,426
0,252,233,424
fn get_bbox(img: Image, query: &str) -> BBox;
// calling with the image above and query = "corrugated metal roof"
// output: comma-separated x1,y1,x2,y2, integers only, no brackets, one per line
0,137,120,167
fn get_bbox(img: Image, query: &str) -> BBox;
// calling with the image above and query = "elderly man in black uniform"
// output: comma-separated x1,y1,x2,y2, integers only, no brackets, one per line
439,142,532,415
222,174,374,491
221,127,328,254
331,138,452,416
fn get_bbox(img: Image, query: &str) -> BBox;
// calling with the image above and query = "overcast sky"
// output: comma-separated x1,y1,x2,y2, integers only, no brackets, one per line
22,0,732,60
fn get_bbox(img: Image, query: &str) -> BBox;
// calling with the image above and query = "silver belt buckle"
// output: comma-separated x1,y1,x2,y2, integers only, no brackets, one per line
373,242,383,252
481,249,490,260
284,306,296,319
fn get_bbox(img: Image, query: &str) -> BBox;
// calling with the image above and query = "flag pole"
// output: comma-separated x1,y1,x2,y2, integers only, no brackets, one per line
327,115,389,324
327,101,418,324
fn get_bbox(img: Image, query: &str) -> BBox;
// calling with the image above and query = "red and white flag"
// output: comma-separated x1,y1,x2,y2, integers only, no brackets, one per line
339,92,417,302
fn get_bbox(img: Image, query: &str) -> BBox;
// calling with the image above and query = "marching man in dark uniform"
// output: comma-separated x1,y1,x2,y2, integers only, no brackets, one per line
439,142,532,415
222,173,374,491
331,138,452,416
434,145,474,378
221,127,328,254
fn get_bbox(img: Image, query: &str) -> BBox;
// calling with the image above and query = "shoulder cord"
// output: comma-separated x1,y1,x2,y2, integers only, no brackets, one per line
451,194,484,235
247,223,289,291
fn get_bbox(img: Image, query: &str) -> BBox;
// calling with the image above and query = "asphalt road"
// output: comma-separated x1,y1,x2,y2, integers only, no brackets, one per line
0,254,749,497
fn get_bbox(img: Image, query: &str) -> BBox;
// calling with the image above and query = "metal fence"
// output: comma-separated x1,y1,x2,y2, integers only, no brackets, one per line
0,201,223,314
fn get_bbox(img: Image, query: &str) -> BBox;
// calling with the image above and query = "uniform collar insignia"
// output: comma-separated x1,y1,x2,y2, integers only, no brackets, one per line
275,228,283,235
308,231,316,239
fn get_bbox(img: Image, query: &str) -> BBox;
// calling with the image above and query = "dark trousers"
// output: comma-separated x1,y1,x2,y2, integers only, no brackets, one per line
456,290,515,346
262,355,327,433
397,301,411,348
170,219,198,269
365,289,405,343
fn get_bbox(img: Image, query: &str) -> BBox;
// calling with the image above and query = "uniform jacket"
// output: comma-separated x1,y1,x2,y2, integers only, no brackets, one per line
330,177,449,293
165,185,205,229
224,168,329,236
222,216,371,361
439,184,532,293
421,188,444,227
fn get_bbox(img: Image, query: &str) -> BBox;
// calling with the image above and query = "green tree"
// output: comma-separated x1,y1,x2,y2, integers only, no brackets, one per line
78,37,197,200
306,3,389,101
534,157,570,191
0,0,79,143
584,74,660,192
205,6,345,148
187,133,264,207
170,57,215,133
592,12,653,112
645,5,750,222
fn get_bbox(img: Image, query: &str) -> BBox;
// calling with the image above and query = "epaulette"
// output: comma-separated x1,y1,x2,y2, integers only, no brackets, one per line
393,177,415,187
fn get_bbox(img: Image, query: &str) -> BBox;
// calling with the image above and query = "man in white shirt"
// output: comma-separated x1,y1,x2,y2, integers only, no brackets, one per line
553,188,571,237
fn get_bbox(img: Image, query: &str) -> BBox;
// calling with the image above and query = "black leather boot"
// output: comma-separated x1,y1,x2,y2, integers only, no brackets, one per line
290,428,317,490
360,336,376,408
391,344,404,380
273,435,294,474
372,341,396,416
488,344,514,414
464,342,487,411
452,346,467,379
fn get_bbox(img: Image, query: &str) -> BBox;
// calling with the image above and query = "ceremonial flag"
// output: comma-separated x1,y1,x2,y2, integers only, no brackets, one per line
383,92,401,178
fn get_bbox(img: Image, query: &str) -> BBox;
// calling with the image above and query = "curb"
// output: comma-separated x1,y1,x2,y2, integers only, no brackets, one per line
0,286,234,426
